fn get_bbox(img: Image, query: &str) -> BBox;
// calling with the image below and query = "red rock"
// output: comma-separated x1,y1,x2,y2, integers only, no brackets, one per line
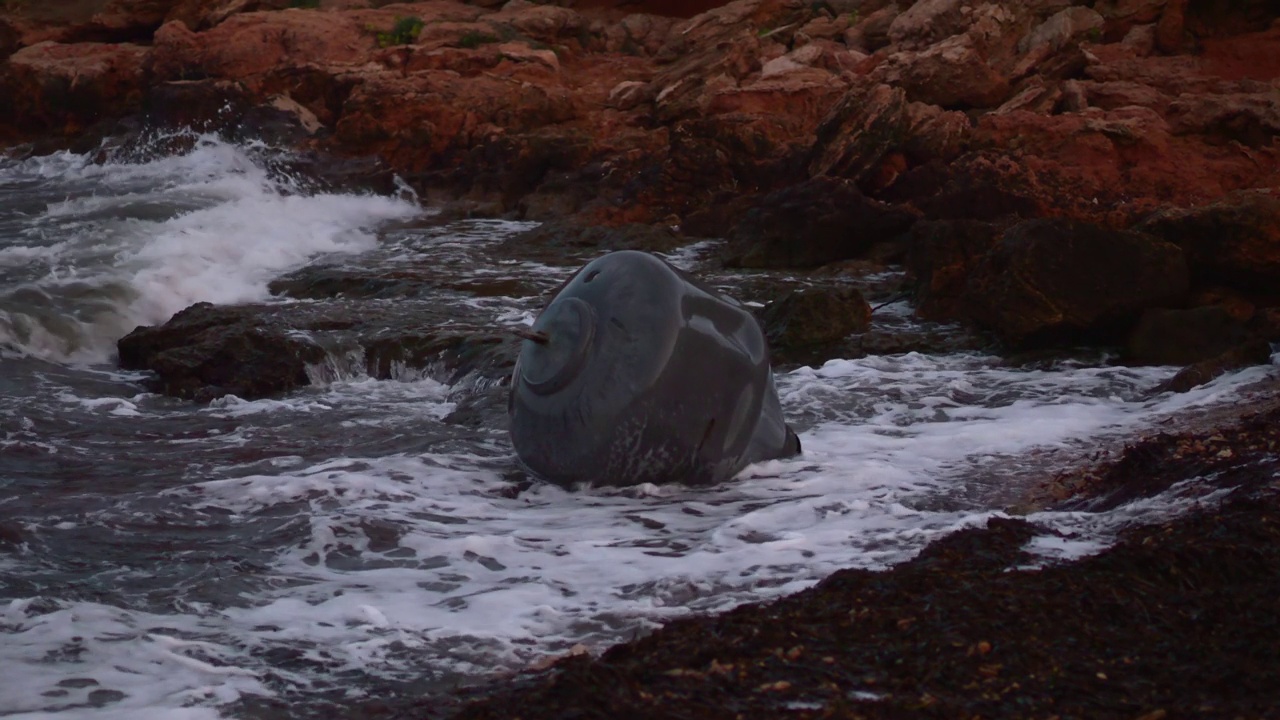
1075,79,1170,111
490,0,585,44
601,13,675,55
1166,89,1280,147
1,41,149,134
843,4,898,53
1154,0,1188,54
808,81,908,186
1200,24,1280,81
1094,0,1168,40
872,34,1011,109
334,70,577,170
93,0,183,35
150,11,373,83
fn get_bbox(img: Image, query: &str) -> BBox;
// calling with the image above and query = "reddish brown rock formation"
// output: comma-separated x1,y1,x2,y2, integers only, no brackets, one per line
1,0,1278,350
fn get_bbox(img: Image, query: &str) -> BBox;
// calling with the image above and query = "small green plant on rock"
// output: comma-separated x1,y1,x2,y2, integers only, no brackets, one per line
375,16,425,47
459,30,499,49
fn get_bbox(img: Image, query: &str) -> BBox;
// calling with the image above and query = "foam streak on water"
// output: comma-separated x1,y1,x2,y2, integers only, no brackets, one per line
0,138,1276,719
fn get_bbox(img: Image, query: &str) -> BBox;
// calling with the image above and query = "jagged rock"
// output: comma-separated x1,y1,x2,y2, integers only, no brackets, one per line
1126,306,1252,365
2,0,1279,247
758,286,872,349
1015,6,1104,76
961,218,1189,347
886,0,967,48
723,177,919,268
872,34,1012,109
807,82,909,187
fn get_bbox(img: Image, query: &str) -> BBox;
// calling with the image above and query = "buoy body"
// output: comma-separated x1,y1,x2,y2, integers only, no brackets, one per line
508,250,799,487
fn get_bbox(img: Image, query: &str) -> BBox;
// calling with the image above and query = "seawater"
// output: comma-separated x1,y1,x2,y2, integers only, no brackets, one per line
0,135,1274,719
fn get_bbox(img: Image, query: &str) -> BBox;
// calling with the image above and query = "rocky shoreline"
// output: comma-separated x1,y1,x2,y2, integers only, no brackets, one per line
3,0,1280,716
4,0,1279,390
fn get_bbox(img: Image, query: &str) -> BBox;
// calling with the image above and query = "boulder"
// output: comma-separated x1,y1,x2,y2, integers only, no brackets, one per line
758,286,872,349
906,219,1005,321
962,218,1189,346
723,176,919,268
1138,190,1280,298
117,302,326,401
117,296,521,401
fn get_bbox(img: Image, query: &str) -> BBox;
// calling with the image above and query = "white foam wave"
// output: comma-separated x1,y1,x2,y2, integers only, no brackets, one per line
0,136,420,364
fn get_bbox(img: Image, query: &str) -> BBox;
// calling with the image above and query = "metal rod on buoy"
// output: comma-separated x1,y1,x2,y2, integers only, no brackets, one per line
511,327,550,344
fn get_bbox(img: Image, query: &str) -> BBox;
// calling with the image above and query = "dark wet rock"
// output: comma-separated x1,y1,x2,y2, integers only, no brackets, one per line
758,287,871,350
117,302,325,402
962,218,1189,347
905,218,1006,322
500,220,688,265
1253,307,1280,342
1137,190,1280,300
270,263,543,302
268,268,432,300
1159,338,1274,393
855,325,989,357
1126,305,1252,365
118,299,520,402
722,177,919,269
883,154,1043,221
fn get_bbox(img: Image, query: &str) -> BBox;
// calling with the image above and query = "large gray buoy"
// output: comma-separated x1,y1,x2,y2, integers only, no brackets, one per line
508,250,800,487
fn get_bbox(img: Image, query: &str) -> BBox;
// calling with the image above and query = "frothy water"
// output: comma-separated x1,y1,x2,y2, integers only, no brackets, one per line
0,134,418,364
0,137,1276,718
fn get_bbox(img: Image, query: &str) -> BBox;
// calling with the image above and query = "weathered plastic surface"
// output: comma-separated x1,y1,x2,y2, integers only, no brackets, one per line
508,250,800,487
